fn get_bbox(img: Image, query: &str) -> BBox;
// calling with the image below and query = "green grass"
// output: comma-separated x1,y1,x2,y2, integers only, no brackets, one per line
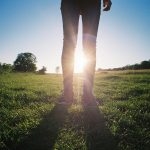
0,70,150,150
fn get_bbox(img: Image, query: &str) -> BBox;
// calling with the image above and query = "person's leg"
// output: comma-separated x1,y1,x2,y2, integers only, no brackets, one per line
61,0,80,102
82,1,101,102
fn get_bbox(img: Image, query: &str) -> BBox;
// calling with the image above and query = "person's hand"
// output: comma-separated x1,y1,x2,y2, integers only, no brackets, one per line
103,0,112,11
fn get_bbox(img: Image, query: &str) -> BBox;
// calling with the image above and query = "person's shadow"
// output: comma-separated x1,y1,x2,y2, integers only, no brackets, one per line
83,105,118,150
15,104,68,150
14,102,118,150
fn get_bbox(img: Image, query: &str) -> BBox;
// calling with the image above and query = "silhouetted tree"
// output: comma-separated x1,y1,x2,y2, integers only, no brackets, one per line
55,66,60,74
13,52,37,72
96,59,150,71
133,63,140,70
140,60,150,69
0,62,13,73
38,66,47,74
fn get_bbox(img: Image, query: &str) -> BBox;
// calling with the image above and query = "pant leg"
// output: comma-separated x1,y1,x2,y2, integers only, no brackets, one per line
82,1,101,100
61,0,80,100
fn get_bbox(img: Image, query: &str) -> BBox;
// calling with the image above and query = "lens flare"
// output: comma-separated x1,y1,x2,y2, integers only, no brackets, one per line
74,49,87,73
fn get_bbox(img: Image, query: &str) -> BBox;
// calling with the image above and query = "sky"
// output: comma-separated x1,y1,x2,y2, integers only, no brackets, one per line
0,0,150,73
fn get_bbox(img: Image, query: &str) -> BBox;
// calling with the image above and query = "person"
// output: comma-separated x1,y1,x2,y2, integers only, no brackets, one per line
59,0,112,105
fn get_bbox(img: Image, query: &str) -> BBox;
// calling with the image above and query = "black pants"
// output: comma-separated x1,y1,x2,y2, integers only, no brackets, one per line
61,0,101,99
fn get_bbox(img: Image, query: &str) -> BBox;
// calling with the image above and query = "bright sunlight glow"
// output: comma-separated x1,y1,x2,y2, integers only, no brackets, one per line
74,49,87,73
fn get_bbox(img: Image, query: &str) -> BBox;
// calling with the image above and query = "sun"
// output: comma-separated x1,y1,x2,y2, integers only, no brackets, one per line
74,49,86,73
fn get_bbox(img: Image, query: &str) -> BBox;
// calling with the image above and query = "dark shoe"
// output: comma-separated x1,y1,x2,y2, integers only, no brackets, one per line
82,95,96,107
56,93,73,105
82,95,102,107
57,99,72,105
57,98,72,105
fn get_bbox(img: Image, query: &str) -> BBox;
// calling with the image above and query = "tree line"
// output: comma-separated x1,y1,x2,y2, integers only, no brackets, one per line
0,52,61,74
1,52,149,74
97,60,150,71
0,52,46,74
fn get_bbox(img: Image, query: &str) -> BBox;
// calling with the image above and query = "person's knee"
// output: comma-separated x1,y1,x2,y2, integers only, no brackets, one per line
83,33,97,49
62,38,76,65
63,36,77,49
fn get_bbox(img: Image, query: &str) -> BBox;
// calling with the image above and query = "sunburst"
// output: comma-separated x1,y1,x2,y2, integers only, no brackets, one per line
74,49,87,73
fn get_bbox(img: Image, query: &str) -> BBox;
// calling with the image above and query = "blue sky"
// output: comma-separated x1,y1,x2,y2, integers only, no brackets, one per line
0,0,150,72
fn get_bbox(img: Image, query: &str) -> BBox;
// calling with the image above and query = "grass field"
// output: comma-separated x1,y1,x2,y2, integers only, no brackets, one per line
0,70,150,150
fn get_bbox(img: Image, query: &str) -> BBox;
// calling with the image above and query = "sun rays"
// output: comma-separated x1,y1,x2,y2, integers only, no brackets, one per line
74,49,87,73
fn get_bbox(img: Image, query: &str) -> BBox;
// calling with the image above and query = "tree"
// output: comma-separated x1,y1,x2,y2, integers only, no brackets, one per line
13,52,37,72
55,66,60,74
38,66,47,74
0,62,13,74
140,61,150,69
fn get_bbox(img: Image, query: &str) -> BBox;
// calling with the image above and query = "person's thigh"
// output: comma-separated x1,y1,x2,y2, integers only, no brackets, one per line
82,1,101,44
61,0,80,46
82,2,101,63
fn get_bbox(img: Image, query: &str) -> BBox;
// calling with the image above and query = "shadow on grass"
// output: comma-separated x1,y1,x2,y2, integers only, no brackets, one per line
83,105,118,150
14,103,118,150
15,104,68,150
